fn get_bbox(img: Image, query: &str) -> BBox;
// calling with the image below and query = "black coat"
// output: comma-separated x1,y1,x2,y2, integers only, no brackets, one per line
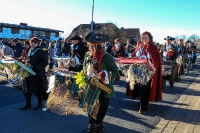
61,42,71,54
28,47,48,93
69,41,87,61
68,41,87,72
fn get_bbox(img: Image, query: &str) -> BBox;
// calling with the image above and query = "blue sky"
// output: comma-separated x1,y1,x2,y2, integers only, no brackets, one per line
1,0,200,43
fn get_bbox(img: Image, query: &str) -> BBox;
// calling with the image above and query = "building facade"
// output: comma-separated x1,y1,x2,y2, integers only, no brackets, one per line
0,22,63,41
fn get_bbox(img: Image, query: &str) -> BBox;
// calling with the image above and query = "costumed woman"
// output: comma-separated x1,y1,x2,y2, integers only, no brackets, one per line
126,31,162,114
83,33,119,133
20,37,48,110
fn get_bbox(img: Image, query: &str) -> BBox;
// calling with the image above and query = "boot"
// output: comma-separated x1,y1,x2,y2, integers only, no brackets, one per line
34,96,43,110
87,123,102,133
20,93,32,110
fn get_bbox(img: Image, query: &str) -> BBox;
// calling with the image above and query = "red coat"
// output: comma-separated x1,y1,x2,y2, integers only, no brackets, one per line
126,44,162,102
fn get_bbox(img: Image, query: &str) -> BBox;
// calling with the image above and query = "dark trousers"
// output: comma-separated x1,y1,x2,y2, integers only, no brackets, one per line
166,64,178,85
139,81,151,111
89,97,109,125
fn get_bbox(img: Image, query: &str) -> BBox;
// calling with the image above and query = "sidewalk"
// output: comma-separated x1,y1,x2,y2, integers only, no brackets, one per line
151,64,200,132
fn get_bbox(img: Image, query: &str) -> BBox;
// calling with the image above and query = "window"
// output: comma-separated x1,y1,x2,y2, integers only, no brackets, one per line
34,31,45,38
20,29,31,39
50,32,55,37
3,27,11,34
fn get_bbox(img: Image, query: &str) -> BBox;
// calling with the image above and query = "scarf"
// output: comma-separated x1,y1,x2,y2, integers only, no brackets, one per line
90,42,104,73
132,41,151,57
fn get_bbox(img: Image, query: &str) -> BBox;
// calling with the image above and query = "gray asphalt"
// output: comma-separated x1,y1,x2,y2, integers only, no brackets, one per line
0,57,199,133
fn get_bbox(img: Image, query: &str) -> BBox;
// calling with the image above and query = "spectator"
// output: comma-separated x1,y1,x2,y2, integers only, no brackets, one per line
2,39,14,57
124,39,135,57
40,39,48,50
48,42,56,69
105,41,112,54
19,40,31,61
111,38,125,58
55,38,63,57
61,38,71,57
11,38,24,58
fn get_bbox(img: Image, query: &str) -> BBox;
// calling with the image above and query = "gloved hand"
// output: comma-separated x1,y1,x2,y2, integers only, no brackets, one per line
99,71,106,82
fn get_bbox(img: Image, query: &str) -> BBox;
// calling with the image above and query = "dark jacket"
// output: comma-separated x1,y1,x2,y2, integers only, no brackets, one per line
61,42,71,54
105,43,112,54
28,47,48,92
160,44,178,61
111,45,125,58
40,43,48,49
69,41,87,61
13,43,24,58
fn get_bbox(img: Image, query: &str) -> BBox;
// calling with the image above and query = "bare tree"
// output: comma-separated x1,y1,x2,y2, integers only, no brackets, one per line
188,34,199,42
179,34,188,41
175,34,188,42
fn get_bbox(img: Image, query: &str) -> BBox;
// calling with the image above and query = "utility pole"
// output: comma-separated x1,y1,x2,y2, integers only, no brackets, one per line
90,0,95,33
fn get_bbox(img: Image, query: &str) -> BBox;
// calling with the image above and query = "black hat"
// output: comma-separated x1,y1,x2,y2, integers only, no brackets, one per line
85,33,108,43
42,39,46,42
164,36,175,40
70,35,82,41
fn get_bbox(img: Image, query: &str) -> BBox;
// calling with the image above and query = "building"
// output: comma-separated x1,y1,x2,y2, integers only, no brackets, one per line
120,27,140,43
67,23,140,44
0,22,63,41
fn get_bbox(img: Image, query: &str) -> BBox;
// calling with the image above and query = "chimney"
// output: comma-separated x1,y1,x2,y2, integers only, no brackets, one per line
20,23,27,26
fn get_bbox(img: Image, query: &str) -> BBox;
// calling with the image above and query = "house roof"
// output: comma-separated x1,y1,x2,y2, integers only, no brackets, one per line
68,23,118,39
121,28,140,40
0,22,63,33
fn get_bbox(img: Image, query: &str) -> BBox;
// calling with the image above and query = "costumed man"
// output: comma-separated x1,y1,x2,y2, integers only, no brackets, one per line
111,38,125,58
160,36,179,88
177,39,188,77
20,37,48,110
83,33,119,133
126,31,162,114
68,35,87,72
188,42,197,66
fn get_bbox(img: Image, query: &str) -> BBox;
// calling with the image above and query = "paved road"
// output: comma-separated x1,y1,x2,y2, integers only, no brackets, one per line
0,58,199,133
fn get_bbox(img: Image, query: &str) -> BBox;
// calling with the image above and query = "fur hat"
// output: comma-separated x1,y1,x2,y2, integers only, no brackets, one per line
70,35,82,41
